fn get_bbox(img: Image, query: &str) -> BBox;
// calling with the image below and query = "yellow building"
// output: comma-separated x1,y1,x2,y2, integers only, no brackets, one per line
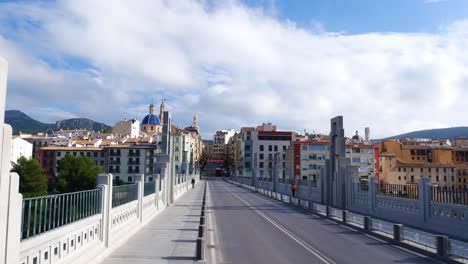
378,139,467,188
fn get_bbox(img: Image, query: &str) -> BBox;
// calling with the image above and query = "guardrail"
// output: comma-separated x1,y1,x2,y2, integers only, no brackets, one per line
227,177,468,263
112,183,138,208
21,189,102,240
144,181,156,196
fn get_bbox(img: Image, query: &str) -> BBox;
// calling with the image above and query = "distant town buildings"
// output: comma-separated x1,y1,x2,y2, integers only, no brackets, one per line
378,138,468,188
112,118,140,138
25,100,202,184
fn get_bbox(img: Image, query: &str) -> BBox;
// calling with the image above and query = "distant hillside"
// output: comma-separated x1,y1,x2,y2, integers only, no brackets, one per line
5,110,111,135
386,127,468,141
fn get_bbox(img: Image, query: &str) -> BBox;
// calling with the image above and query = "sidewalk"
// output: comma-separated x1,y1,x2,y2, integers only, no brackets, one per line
101,181,205,264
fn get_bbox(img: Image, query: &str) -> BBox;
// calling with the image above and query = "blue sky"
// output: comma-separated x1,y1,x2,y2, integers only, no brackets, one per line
0,0,468,138
244,0,468,33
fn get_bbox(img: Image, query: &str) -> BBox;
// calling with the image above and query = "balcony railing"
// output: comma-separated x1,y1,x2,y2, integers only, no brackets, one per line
21,189,102,240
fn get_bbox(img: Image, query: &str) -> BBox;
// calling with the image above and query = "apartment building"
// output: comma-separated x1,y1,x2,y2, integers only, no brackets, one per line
286,140,378,182
378,139,468,188
212,129,236,160
239,123,295,179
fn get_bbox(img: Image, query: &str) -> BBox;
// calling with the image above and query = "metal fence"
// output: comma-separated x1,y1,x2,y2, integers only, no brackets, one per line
144,181,156,196
356,182,369,192
432,186,468,205
112,183,138,208
378,183,418,199
21,189,102,240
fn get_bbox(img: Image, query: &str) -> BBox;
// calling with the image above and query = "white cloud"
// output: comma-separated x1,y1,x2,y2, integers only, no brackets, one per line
0,0,468,139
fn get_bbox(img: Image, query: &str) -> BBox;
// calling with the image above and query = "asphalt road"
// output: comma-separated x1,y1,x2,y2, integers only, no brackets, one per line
207,179,441,264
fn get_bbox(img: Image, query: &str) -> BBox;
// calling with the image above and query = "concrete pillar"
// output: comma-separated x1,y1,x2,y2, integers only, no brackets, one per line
0,58,17,264
97,173,113,247
135,175,144,222
369,176,377,213
419,177,431,222
155,174,159,209
393,224,403,242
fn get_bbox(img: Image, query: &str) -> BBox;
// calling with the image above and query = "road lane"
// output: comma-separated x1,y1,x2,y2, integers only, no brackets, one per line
208,179,328,264
208,179,440,264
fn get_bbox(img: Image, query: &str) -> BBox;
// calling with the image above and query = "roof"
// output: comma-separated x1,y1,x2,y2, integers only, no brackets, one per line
40,147,104,151
106,144,157,149
396,160,455,168
142,114,161,125
258,131,293,136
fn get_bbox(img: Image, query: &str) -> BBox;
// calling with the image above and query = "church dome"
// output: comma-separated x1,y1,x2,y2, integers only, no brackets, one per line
142,114,161,125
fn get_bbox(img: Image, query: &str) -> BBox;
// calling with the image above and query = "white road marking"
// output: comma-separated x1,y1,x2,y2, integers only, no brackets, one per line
220,182,335,264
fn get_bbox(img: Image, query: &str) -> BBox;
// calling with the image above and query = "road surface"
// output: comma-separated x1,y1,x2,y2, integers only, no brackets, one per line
207,179,440,264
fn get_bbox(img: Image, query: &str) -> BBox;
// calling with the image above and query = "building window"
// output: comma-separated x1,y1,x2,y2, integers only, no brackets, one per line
128,176,133,182
428,168,431,172
398,176,401,180
420,168,423,172
274,145,278,151
57,152,61,157
410,175,414,182
269,145,272,151
260,145,264,151
283,146,287,151
259,162,264,168
259,154,264,160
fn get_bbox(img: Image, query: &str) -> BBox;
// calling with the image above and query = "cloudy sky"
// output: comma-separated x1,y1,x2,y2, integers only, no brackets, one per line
1,0,468,139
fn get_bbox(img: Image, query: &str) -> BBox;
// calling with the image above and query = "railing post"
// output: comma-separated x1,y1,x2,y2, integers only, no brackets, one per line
369,176,377,213
155,174,160,210
97,173,113,248
3,172,22,264
419,177,431,222
135,175,144,223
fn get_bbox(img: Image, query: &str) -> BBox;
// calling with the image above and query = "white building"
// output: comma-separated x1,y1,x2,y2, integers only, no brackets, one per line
113,119,140,138
10,137,33,166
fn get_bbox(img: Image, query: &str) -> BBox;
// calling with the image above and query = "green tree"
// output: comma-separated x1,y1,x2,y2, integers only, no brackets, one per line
56,154,104,192
11,156,48,198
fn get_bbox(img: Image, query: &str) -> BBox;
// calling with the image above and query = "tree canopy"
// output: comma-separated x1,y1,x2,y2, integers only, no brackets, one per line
56,154,104,192
11,156,48,198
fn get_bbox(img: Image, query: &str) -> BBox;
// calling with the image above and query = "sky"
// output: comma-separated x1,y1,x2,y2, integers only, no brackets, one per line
0,0,468,139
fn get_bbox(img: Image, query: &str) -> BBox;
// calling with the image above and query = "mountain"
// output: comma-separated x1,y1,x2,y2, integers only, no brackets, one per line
386,127,468,141
5,110,111,135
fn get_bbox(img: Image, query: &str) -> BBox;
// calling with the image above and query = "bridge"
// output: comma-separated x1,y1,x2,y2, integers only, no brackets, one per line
2,57,468,264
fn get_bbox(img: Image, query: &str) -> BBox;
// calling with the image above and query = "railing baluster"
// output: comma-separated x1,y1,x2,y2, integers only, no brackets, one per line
38,197,43,234
33,199,37,236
